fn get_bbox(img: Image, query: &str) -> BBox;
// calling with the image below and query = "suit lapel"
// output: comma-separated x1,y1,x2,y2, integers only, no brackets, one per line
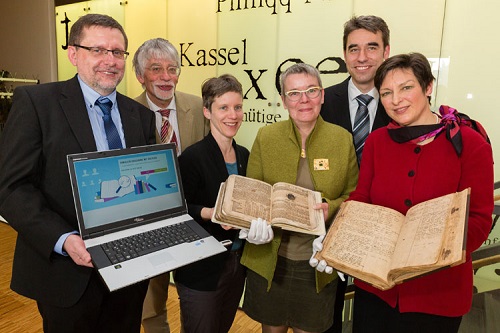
135,91,148,107
372,100,390,131
60,77,151,151
117,93,143,148
60,77,97,152
335,79,354,132
336,78,389,132
175,92,193,147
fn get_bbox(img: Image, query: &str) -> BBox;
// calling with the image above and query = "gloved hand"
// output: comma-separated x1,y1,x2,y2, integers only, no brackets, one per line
239,218,274,245
309,234,345,281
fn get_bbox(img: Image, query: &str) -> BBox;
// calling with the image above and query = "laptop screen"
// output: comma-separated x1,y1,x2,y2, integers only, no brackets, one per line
67,144,186,238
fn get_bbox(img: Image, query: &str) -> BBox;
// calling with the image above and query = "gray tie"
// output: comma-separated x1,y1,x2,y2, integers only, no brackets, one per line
95,97,123,150
353,94,373,164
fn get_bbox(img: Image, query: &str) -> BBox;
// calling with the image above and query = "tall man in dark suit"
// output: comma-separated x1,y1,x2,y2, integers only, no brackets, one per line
132,38,209,333
0,14,156,333
319,15,391,333
321,15,391,147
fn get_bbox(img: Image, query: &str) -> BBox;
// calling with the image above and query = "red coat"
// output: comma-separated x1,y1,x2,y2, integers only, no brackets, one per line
349,124,493,317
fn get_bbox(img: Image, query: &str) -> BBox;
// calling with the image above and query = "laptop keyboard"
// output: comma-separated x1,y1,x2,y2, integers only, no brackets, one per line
101,223,201,264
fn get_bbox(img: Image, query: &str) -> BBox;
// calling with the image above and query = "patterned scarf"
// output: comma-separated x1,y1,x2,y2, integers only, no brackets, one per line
387,105,490,156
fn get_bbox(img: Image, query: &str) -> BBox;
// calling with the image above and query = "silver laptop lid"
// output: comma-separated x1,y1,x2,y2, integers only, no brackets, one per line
67,143,186,240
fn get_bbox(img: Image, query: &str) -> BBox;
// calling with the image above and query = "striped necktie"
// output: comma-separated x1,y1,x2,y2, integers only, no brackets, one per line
353,94,373,164
95,97,123,150
159,109,179,153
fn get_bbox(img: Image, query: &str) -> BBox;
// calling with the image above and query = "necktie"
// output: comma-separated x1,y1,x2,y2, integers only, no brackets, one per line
353,94,373,164
96,97,123,150
159,109,178,153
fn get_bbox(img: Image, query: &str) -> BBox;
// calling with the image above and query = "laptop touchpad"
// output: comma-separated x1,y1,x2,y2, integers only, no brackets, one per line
148,252,174,267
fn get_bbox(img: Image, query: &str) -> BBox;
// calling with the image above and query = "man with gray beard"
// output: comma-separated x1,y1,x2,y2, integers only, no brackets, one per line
133,37,209,333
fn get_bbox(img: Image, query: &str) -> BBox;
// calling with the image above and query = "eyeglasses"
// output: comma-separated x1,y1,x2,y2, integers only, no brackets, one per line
146,65,181,77
284,87,322,101
73,44,129,60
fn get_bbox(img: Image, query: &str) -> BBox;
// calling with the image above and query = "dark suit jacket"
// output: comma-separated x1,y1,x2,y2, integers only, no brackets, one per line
0,75,156,307
174,132,249,291
320,77,390,133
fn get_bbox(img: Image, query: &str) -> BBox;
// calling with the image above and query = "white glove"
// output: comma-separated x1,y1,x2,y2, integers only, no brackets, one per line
309,234,345,281
309,234,326,269
239,218,274,245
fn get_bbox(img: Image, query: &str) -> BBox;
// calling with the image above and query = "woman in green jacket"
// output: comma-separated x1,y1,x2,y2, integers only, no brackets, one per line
239,63,359,332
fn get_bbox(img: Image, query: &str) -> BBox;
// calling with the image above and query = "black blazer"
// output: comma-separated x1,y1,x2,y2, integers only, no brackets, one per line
0,75,156,307
175,132,249,291
320,77,390,133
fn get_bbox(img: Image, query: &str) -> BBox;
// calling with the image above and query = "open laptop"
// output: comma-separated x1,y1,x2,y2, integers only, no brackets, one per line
67,143,227,291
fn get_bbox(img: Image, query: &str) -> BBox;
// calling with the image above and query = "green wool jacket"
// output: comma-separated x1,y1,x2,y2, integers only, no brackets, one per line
240,117,359,292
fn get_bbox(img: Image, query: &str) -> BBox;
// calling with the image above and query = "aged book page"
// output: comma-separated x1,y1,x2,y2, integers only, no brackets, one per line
315,189,469,290
388,191,468,282
212,175,325,235
317,201,404,286
219,174,272,226
212,182,253,229
270,182,324,234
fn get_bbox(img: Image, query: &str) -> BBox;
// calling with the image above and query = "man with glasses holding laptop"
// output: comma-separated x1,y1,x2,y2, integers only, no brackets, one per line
0,14,156,333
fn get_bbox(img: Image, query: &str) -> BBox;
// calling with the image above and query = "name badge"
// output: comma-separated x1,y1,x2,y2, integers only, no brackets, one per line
314,159,329,170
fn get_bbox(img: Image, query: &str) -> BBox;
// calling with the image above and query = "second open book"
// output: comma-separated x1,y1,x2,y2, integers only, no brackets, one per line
211,175,325,235
314,188,470,290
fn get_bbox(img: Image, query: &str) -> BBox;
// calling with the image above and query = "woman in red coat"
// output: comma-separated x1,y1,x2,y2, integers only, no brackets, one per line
347,53,492,332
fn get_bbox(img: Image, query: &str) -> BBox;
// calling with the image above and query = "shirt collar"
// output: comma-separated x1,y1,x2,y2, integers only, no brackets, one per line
145,92,177,113
347,78,379,102
78,75,117,107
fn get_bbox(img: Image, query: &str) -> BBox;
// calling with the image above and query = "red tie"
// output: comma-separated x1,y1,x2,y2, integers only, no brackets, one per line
158,109,178,152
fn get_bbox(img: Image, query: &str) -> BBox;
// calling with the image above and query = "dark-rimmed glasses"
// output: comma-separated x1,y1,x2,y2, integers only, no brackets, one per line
284,86,322,101
73,44,129,60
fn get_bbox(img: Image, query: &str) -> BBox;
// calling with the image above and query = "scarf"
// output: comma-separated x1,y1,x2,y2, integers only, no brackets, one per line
387,105,490,156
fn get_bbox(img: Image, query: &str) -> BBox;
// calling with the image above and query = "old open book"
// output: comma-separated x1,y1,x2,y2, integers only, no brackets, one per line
314,188,470,290
211,175,325,235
